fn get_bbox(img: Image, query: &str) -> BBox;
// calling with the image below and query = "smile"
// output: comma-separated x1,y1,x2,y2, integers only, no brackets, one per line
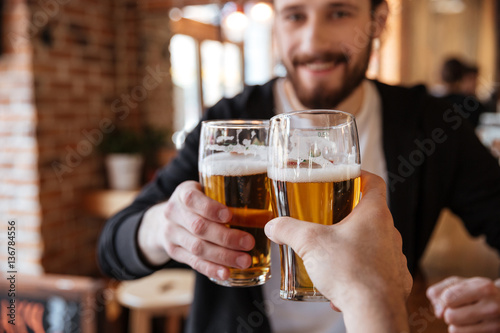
305,61,335,72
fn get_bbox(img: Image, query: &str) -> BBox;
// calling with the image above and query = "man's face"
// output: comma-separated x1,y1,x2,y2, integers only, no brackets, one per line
461,73,478,96
274,0,385,108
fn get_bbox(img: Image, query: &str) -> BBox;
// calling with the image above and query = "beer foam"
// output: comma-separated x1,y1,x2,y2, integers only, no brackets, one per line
200,152,267,176
267,163,361,182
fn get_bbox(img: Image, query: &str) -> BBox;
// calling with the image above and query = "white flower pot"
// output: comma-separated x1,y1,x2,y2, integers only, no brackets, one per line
105,154,144,190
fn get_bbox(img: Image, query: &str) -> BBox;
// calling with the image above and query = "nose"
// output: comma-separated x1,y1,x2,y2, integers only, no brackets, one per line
299,14,332,54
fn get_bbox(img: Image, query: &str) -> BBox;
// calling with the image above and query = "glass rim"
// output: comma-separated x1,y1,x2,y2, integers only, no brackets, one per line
201,119,269,129
270,109,356,125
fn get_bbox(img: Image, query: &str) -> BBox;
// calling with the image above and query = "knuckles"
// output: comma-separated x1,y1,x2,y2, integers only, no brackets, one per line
191,218,208,236
443,308,454,324
219,229,233,248
189,239,205,256
483,301,500,318
427,276,461,300
182,188,197,207
163,200,176,219
441,286,463,305
471,278,497,297
167,244,180,258
189,257,208,275
163,220,175,235
189,257,201,271
216,250,233,266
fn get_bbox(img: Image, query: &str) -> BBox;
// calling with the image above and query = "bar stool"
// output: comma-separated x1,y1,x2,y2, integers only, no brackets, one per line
116,269,195,333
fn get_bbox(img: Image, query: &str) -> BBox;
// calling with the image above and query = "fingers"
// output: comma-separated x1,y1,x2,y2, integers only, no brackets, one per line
265,171,389,246
168,224,252,269
168,245,230,280
161,181,256,279
165,181,254,252
344,171,392,228
179,209,255,251
427,277,498,319
443,278,495,308
265,217,322,252
177,181,232,223
443,297,500,326
359,170,387,202
427,276,464,317
427,276,464,301
448,319,500,333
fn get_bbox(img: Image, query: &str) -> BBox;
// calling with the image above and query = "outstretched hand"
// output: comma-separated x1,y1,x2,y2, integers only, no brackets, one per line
265,171,412,332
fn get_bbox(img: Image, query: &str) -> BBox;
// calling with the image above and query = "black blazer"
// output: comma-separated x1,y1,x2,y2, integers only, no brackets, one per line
98,79,500,333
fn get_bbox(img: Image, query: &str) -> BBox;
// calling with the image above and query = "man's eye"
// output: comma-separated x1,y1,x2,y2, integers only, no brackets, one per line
286,13,306,22
331,11,350,19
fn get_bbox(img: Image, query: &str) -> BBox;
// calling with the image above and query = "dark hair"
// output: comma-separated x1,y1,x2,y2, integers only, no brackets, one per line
464,64,479,75
441,58,465,84
372,0,384,8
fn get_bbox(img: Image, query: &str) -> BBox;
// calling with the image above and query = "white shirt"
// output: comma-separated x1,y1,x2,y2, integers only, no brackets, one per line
265,78,388,333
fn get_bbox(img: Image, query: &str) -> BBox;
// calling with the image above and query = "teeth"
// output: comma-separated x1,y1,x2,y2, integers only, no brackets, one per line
305,62,335,71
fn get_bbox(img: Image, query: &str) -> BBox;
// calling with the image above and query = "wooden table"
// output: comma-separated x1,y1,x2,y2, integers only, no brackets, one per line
81,189,139,219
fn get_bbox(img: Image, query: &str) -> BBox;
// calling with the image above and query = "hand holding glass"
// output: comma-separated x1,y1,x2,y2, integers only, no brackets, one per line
199,120,272,287
268,110,361,301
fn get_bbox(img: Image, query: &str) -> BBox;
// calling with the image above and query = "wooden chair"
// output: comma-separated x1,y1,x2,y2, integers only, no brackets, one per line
116,269,195,333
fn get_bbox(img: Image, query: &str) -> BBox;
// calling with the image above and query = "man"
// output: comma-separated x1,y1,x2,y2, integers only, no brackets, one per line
98,0,500,332
440,58,487,127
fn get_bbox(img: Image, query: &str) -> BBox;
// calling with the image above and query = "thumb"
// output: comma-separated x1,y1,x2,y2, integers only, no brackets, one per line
265,217,316,248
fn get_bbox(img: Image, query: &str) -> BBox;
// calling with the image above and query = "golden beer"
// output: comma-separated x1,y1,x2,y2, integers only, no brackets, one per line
269,165,361,300
200,153,272,286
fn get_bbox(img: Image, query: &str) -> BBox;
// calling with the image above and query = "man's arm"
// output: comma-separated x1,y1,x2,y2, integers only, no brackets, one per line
265,172,412,333
97,121,207,279
443,114,500,249
97,134,257,281
97,82,276,280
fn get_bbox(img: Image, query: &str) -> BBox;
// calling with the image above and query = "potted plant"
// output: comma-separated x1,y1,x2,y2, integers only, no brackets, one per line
142,126,175,181
99,129,145,191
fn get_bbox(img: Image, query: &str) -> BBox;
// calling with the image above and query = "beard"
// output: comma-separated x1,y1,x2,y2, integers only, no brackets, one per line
285,38,373,109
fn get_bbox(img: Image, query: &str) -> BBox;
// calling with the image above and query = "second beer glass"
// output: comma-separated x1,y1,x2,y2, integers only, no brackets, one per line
199,120,272,287
268,110,361,301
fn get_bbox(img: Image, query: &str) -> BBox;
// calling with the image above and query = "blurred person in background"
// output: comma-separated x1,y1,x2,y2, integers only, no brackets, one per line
441,57,487,127
460,64,479,97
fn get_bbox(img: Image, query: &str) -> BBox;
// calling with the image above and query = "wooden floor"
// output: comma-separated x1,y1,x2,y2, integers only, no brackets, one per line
407,209,500,333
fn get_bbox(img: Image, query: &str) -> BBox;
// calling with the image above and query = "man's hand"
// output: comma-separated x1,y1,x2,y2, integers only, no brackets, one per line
137,181,255,280
264,172,412,332
427,276,500,333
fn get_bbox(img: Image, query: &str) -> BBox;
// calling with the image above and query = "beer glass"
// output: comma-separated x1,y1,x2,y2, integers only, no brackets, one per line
268,110,361,301
199,120,272,287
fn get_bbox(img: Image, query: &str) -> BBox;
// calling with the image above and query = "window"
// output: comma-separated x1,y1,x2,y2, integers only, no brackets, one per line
169,3,275,148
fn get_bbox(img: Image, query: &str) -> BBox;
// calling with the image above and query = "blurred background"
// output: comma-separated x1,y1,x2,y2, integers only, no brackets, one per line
0,0,499,332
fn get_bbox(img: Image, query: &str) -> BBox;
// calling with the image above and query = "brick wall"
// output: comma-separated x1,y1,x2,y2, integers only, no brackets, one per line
139,10,174,131
0,0,43,275
32,0,117,275
0,0,174,277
